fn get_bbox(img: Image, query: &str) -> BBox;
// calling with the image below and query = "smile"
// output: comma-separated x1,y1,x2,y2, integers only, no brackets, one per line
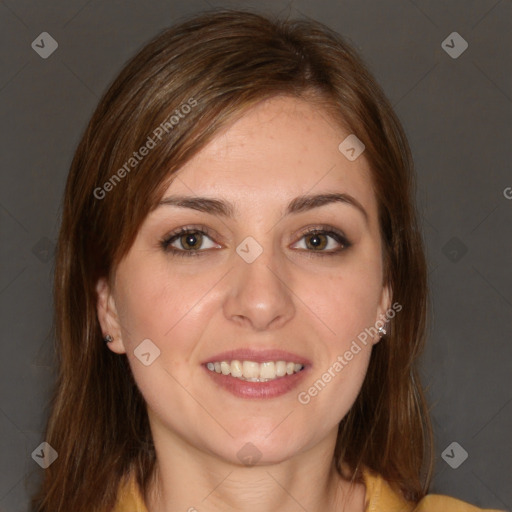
206,360,304,382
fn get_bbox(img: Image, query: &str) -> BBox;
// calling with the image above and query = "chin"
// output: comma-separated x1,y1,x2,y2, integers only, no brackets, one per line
220,430,310,467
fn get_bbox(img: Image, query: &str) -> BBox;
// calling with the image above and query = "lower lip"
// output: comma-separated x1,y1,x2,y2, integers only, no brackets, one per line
203,365,310,399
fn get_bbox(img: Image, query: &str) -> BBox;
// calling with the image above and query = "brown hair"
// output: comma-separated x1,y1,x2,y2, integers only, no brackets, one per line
32,8,433,511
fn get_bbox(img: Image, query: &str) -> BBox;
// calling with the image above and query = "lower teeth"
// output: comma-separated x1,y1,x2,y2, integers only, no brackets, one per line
225,370,303,382
240,376,274,382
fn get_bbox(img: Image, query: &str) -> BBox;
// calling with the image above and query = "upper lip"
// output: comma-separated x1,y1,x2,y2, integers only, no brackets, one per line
202,348,311,366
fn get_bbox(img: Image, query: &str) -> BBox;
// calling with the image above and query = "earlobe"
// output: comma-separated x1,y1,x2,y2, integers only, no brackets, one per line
95,277,126,354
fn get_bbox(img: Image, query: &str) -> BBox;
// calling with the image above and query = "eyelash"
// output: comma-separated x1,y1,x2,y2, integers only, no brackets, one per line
160,224,351,259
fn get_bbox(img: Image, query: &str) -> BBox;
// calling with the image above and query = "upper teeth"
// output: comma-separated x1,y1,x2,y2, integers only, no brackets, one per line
206,360,304,381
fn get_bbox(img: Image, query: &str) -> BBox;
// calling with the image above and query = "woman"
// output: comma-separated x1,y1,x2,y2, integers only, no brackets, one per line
32,9,503,512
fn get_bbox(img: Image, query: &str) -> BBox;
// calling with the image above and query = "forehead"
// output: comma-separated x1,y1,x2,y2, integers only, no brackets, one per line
161,96,377,220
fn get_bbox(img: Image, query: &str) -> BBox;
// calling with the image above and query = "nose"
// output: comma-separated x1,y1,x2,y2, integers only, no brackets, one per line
222,241,296,332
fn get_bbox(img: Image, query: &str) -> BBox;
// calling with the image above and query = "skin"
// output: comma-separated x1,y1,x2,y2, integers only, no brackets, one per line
97,95,391,512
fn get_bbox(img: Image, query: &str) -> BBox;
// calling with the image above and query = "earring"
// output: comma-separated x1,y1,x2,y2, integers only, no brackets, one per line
104,334,113,343
378,326,387,336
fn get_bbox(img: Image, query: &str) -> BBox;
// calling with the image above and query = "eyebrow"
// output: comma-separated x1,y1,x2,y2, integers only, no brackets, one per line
157,192,368,223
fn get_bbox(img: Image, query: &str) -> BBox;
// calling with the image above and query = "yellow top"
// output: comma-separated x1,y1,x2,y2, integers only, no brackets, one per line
112,467,504,512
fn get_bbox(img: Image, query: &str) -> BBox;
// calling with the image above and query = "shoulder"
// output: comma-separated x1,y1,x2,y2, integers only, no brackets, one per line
413,494,505,512
361,468,505,512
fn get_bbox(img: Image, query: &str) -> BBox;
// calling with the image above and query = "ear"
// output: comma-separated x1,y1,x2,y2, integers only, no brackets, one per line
373,282,393,345
96,277,127,355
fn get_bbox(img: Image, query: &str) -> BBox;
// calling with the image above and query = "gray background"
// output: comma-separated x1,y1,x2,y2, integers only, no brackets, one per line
0,0,511,510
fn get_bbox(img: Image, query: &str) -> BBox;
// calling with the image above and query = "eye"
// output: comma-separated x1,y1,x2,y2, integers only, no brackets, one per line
160,224,351,258
160,226,221,257
291,226,351,255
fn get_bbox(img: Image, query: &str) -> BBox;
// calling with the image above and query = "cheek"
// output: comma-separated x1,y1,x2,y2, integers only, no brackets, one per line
113,264,218,424
295,253,382,407
114,261,224,369
303,253,384,342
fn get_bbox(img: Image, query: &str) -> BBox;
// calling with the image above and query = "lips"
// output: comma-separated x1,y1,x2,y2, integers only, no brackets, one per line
201,348,311,399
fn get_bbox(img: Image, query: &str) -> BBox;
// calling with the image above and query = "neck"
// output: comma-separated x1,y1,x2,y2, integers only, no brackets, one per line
144,433,365,512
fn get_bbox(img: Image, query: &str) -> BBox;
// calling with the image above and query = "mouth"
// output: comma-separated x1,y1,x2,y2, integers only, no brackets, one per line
201,349,310,399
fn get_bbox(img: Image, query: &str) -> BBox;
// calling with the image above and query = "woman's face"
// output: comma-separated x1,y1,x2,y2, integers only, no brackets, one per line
97,95,391,465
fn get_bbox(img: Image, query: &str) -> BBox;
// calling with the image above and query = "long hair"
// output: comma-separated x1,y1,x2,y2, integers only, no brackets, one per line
32,9,433,511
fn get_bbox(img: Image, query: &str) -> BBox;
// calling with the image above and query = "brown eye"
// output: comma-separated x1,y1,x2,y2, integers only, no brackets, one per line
160,226,221,257
179,231,203,250
291,227,351,256
304,232,328,250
